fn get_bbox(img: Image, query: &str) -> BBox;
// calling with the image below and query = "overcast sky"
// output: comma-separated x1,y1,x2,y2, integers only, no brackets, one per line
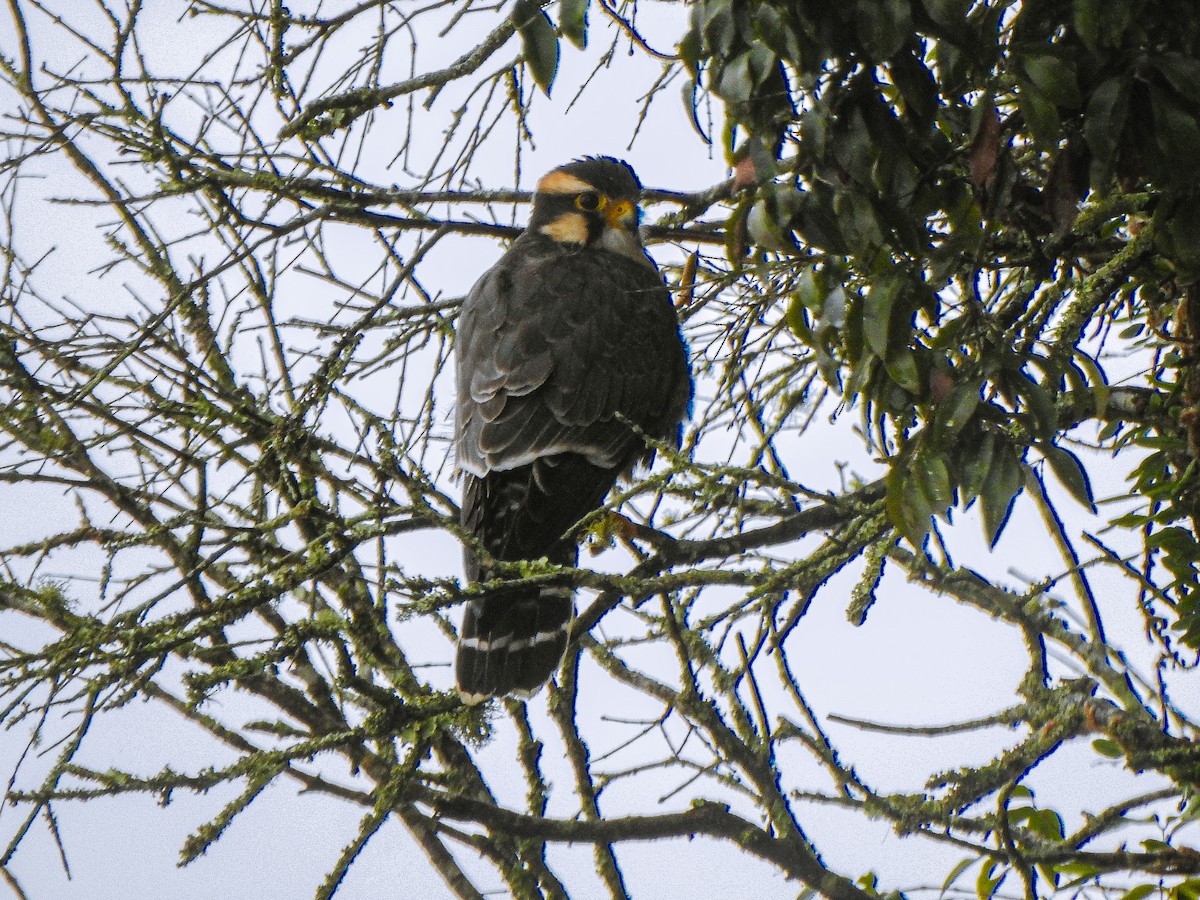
0,2,1193,899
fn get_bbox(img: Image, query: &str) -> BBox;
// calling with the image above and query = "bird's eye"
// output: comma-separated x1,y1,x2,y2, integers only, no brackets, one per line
575,192,604,212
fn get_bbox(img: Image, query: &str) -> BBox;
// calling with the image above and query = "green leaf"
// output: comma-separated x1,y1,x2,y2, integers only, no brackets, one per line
1056,861,1100,886
1073,350,1110,416
1028,808,1065,841
702,1,736,54
795,268,828,314
890,48,939,122
961,431,996,504
1084,76,1130,179
976,861,1005,900
980,442,1023,547
1021,52,1081,109
940,380,982,435
916,450,953,514
921,0,970,31
1155,53,1200,106
559,0,589,49
514,0,560,95
1147,526,1200,558
941,857,980,896
840,189,885,251
1017,372,1058,439
747,198,798,252
1092,738,1123,758
1119,323,1143,340
753,5,798,61
679,24,701,75
1158,199,1200,276
1041,443,1095,511
859,273,920,395
1151,86,1200,185
824,285,848,330
832,107,878,188
887,464,931,549
1097,0,1135,47
681,80,710,143
793,183,847,254
724,194,752,264
1123,885,1157,900
786,296,814,343
857,0,911,62
884,345,922,394
816,343,843,391
1037,862,1061,890
1006,806,1032,826
864,278,902,359
1017,86,1061,150
747,43,779,87
715,52,754,103
1009,784,1034,801
1072,0,1102,53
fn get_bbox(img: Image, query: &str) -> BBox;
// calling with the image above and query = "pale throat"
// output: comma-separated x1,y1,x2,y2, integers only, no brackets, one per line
597,226,656,267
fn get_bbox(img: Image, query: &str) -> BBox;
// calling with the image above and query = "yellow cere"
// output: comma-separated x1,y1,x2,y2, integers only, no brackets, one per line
604,199,636,229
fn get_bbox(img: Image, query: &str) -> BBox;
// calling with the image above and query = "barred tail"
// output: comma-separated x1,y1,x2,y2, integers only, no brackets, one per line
456,458,615,700
455,583,573,701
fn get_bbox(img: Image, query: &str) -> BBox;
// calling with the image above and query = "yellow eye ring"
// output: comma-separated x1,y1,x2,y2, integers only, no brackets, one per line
575,191,606,212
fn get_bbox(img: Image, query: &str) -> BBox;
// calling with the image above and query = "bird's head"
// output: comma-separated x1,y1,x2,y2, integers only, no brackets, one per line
528,157,651,265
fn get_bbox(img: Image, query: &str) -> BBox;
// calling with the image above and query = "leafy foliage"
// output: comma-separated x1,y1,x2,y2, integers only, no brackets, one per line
682,0,1200,631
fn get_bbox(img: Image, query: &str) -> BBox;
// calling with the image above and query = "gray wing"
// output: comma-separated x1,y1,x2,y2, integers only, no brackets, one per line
455,237,688,477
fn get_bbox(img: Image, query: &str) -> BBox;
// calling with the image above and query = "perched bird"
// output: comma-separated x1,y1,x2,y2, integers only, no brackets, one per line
454,157,692,700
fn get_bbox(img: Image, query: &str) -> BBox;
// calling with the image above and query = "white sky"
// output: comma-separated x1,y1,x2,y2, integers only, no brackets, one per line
0,2,1194,899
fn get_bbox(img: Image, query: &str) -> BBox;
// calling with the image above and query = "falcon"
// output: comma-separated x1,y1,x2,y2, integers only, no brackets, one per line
454,157,692,700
